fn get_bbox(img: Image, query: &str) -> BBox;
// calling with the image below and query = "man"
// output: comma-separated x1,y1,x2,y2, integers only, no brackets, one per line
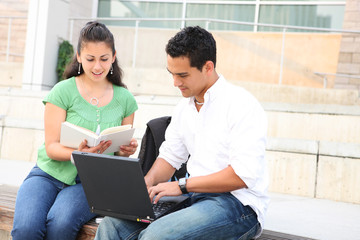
95,26,269,240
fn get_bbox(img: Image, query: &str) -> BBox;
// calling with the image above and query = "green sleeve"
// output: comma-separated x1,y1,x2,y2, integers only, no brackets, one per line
124,91,138,118
43,77,75,110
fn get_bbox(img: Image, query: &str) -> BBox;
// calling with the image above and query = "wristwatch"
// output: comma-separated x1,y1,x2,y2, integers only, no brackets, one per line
178,177,188,194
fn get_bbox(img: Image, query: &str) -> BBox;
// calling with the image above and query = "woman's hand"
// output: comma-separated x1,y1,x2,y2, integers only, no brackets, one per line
78,139,112,154
118,138,138,157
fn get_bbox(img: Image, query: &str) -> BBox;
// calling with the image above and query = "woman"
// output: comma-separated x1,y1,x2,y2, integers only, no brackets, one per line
11,21,138,240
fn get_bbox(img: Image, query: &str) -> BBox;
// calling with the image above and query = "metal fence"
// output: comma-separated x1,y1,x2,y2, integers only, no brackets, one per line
69,17,360,87
2,15,360,88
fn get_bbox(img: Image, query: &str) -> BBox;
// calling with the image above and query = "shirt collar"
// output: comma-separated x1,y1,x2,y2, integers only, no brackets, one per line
188,74,225,106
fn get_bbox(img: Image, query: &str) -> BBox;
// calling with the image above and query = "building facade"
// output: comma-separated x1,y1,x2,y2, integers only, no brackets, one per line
1,0,358,90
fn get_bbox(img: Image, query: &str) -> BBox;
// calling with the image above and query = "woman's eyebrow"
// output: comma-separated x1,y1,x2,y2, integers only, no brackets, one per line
85,54,111,58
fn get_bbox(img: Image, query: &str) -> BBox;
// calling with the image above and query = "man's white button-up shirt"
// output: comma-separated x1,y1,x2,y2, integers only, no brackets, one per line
158,75,269,234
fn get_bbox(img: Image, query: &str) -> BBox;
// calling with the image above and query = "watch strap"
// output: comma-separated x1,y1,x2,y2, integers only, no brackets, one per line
178,178,188,194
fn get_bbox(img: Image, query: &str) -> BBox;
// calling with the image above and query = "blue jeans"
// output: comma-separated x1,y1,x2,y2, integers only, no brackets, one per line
11,165,96,240
95,192,259,240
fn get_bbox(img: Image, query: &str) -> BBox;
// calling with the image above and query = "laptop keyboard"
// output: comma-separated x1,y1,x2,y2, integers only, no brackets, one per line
152,201,176,217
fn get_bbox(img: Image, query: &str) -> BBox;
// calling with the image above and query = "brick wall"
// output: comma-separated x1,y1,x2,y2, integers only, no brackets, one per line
0,0,94,63
335,0,360,90
0,0,29,62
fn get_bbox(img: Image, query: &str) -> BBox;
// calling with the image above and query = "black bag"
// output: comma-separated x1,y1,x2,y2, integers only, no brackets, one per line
138,116,188,181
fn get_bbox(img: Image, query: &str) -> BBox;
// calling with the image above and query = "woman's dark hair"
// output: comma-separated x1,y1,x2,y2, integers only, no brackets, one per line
63,21,126,87
165,26,216,71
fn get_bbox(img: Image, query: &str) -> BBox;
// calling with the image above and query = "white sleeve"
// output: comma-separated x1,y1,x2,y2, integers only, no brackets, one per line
158,103,189,170
228,94,268,189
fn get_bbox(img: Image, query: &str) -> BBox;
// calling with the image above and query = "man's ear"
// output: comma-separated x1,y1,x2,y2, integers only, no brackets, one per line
204,61,214,75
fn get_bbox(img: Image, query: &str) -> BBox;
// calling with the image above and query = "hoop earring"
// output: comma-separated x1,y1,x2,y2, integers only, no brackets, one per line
110,65,113,75
78,63,81,75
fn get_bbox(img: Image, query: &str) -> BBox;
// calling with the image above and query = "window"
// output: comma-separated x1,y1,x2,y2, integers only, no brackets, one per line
97,0,345,32
258,5,345,32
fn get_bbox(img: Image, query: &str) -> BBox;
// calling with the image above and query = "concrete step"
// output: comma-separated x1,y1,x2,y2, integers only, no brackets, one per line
266,138,360,204
2,135,359,203
2,64,359,105
1,89,360,163
123,67,360,105
1,87,359,135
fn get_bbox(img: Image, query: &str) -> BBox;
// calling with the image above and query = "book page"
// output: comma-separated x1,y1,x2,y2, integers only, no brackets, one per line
98,128,135,154
62,122,98,138
60,122,99,149
99,124,132,136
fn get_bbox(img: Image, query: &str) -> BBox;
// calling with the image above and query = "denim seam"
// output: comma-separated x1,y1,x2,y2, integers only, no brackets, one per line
197,206,257,239
175,217,242,240
237,222,259,240
215,195,256,223
175,222,232,240
240,210,256,221
127,227,144,240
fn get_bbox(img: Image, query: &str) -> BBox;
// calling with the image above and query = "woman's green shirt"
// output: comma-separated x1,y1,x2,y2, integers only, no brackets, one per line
37,77,138,185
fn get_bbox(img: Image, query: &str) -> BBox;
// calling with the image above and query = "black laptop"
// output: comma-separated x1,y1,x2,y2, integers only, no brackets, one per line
72,151,189,223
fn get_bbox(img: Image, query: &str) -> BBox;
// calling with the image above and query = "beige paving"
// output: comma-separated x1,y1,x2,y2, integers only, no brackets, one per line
265,192,360,240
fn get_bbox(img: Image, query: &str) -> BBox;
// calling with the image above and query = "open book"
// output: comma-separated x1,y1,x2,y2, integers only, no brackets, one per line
60,122,135,154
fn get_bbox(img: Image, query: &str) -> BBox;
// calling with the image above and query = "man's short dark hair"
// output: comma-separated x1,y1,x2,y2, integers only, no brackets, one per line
165,26,217,71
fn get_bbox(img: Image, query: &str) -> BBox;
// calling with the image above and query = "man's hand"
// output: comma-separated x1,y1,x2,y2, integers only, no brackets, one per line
148,181,182,204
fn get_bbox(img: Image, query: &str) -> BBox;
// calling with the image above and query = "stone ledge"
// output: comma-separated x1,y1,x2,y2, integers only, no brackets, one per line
267,138,360,159
319,141,360,158
266,138,318,155
3,117,44,130
262,102,360,116
134,95,181,106
0,86,48,98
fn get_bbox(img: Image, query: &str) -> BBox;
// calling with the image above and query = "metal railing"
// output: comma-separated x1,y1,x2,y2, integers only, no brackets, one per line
69,17,360,86
3,14,360,89
0,16,27,62
314,72,360,89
